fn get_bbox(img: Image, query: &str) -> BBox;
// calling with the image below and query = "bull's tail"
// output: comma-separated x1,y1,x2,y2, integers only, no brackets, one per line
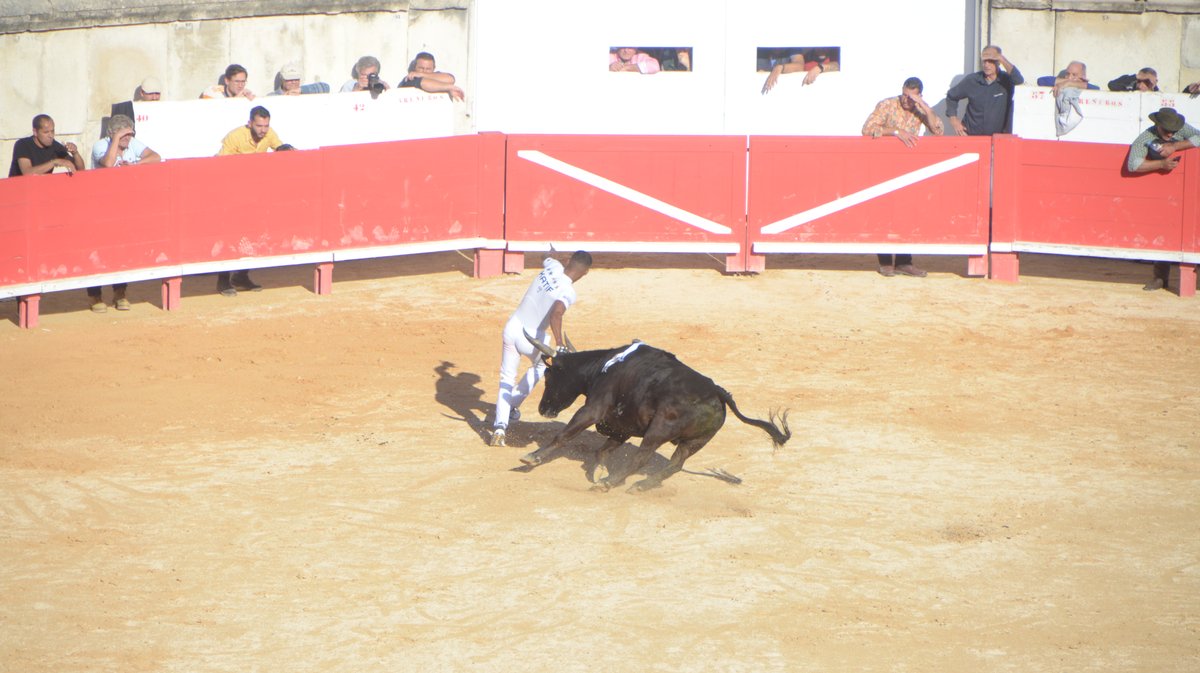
718,388,791,448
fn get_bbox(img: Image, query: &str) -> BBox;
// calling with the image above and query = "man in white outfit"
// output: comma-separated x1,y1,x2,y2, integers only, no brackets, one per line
490,251,593,447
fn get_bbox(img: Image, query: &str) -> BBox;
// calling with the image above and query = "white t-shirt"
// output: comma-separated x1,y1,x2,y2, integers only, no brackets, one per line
91,137,149,168
510,258,577,332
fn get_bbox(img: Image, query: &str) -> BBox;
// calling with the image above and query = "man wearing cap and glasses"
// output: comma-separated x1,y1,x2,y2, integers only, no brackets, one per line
946,45,1025,136
1127,107,1200,291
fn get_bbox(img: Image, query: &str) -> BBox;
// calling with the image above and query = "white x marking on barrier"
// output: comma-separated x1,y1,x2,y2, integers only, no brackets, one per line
517,150,734,235
759,153,980,235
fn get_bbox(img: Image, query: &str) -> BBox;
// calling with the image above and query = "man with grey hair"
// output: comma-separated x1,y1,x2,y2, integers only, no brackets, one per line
84,114,161,312
946,45,1024,136
1036,61,1099,93
340,55,389,94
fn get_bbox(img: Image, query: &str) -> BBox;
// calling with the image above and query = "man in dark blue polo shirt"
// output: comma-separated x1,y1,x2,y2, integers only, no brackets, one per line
946,45,1024,136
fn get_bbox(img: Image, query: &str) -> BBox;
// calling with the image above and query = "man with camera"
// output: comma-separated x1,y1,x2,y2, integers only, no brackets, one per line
1127,107,1199,291
340,55,390,98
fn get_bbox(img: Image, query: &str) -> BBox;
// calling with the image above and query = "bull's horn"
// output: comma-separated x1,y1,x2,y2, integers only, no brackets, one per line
524,329,557,358
563,333,577,353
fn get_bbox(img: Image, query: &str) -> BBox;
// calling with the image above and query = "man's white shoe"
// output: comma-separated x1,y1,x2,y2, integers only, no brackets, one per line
489,428,507,447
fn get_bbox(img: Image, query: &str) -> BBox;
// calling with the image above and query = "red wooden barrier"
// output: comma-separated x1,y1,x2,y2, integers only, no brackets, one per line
1,134,507,326
747,136,993,274
992,135,1198,295
5,133,1198,329
503,135,751,271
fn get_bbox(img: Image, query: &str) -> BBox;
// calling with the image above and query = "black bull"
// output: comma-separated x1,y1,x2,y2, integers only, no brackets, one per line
521,336,791,492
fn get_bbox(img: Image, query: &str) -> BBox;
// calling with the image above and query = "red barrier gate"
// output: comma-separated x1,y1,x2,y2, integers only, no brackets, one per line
503,135,751,271
991,135,1199,295
747,135,993,274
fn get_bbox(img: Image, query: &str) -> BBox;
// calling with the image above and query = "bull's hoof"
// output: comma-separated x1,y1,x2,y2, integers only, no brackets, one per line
626,478,662,493
590,463,609,483
589,480,613,493
519,451,543,466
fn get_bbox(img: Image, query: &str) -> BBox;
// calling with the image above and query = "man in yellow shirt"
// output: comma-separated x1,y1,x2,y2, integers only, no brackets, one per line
214,106,285,295
218,106,283,156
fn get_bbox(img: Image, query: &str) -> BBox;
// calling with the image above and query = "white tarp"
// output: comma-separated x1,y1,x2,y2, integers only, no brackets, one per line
131,89,455,160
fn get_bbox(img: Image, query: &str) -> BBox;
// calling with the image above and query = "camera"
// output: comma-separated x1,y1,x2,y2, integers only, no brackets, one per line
367,72,385,99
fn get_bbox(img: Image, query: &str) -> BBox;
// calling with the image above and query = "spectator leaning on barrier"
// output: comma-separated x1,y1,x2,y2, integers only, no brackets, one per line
83,114,162,312
1184,80,1199,96
609,47,660,74
341,55,389,94
92,114,161,169
201,64,256,100
268,62,330,96
399,51,465,101
761,48,839,94
8,114,85,178
213,105,285,296
861,76,943,278
1108,67,1158,93
1036,61,1099,93
1126,107,1200,292
946,45,1024,136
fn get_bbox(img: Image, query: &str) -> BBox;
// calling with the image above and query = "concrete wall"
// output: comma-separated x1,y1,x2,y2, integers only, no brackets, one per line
1,4,471,175
989,4,1200,93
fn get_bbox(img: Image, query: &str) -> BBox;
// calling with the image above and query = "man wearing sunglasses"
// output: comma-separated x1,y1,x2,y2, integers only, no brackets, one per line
1108,67,1159,92
1127,107,1199,291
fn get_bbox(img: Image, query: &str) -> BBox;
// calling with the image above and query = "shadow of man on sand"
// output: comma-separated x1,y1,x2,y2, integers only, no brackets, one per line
433,361,493,443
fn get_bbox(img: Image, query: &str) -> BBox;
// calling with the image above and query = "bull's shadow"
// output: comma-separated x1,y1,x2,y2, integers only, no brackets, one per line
432,360,671,483
506,423,672,486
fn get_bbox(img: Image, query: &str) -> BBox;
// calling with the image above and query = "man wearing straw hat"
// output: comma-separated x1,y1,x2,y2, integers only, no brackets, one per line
1127,107,1200,291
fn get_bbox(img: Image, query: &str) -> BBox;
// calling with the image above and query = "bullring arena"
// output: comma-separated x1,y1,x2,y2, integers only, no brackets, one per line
2,249,1197,672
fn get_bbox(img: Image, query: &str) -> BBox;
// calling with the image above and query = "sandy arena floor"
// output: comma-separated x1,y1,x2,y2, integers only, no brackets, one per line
1,251,1198,673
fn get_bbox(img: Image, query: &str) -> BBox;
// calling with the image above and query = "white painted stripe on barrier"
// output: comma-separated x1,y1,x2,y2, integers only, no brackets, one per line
516,150,734,236
1009,241,1184,262
759,153,980,235
506,240,740,254
753,242,986,255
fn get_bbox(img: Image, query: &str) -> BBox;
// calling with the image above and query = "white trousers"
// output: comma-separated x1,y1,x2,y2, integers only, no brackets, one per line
493,317,548,429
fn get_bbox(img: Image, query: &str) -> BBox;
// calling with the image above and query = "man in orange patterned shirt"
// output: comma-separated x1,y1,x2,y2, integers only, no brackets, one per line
862,76,943,147
861,77,944,277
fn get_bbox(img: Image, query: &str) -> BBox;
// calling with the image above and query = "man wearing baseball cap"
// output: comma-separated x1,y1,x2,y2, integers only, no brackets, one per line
267,62,330,96
110,76,163,120
1127,107,1200,290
